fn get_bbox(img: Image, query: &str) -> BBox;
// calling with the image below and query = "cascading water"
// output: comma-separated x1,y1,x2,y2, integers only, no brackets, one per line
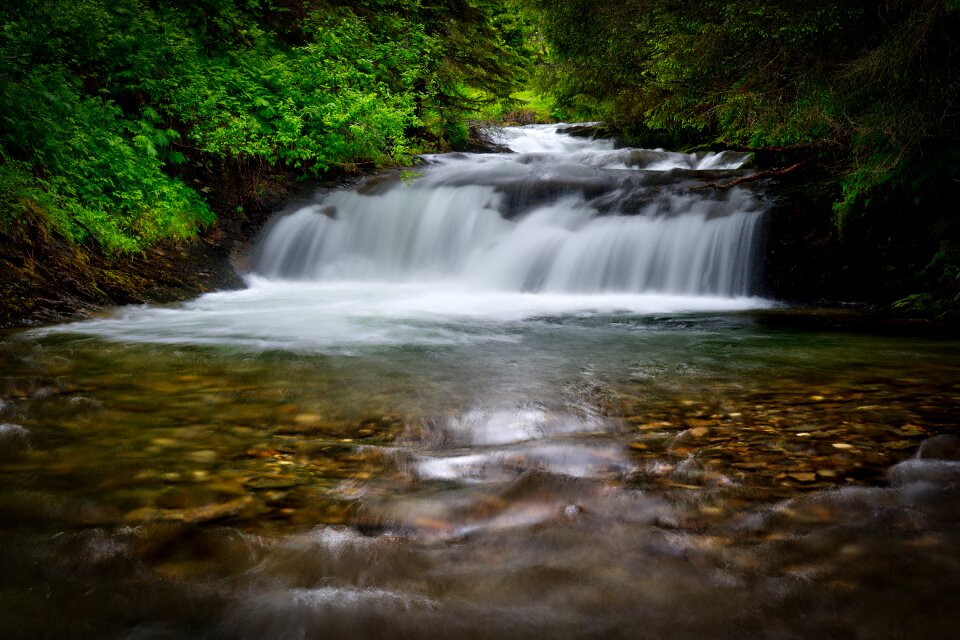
253,124,765,297
10,125,960,640
36,123,772,351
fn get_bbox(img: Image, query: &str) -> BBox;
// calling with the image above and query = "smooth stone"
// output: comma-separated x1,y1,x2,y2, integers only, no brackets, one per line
244,475,306,490
917,434,960,461
186,449,219,463
156,486,218,509
125,496,253,524
0,423,30,457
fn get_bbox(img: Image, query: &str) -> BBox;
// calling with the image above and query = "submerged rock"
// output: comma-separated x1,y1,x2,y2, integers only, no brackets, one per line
0,423,30,458
917,434,960,461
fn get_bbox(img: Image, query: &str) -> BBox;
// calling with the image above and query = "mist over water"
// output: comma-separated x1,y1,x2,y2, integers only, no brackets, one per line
6,125,960,639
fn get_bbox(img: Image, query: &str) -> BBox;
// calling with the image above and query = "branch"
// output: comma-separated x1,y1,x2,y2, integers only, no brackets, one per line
689,159,811,191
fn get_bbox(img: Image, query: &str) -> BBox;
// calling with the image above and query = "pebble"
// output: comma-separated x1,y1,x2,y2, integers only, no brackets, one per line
244,475,306,490
186,450,218,463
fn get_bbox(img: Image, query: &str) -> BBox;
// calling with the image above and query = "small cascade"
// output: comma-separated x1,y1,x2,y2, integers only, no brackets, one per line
253,124,766,297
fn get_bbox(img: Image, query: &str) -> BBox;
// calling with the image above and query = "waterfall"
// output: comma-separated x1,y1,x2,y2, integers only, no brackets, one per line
39,124,773,352
252,124,765,297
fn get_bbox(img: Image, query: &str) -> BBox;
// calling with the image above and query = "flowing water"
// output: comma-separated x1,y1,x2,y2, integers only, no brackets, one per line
1,125,959,639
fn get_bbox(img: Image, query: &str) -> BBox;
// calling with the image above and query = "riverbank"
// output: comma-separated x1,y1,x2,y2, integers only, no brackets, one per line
0,162,290,328
0,164,365,328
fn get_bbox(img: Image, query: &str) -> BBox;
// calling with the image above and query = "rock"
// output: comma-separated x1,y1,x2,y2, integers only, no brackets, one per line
124,496,253,524
0,423,30,458
916,435,960,461
889,458,960,487
185,449,218,464
244,475,307,490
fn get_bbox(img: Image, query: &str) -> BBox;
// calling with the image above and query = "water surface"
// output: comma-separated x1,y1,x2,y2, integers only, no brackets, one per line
1,125,958,639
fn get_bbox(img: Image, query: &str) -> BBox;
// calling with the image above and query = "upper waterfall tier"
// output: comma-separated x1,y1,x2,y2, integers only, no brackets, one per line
252,124,765,297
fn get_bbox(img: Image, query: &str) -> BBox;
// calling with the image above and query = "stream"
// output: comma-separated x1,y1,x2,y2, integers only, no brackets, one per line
1,125,959,639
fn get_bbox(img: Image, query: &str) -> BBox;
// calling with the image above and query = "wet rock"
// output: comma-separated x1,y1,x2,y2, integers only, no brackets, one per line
917,435,960,461
124,496,254,524
185,449,219,464
155,486,230,510
0,423,30,458
888,459,960,488
245,475,307,490
686,426,711,439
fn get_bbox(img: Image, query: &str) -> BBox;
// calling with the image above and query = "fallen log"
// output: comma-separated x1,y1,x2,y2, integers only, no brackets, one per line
689,159,811,191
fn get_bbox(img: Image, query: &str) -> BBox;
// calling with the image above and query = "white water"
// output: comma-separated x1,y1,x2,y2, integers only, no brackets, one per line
255,124,763,296
40,124,772,349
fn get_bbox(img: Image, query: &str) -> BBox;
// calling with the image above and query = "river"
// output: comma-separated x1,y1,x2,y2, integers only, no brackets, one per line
1,125,958,639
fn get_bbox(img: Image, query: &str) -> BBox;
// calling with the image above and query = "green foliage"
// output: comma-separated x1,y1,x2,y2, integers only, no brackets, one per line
0,0,531,252
0,63,213,252
165,11,422,172
525,1,958,201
